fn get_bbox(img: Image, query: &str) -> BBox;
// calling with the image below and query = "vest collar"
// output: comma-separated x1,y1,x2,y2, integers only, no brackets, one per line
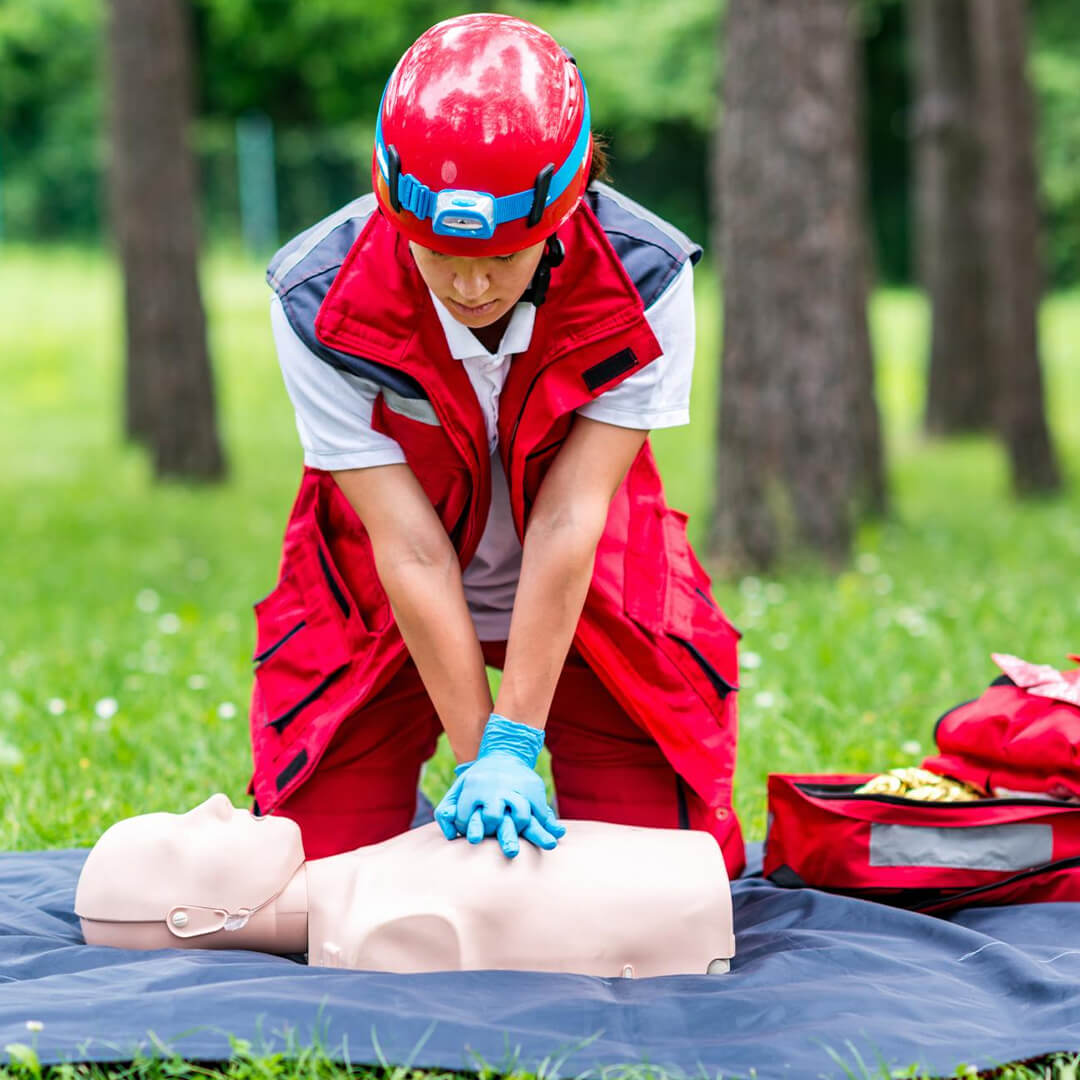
429,291,537,363
314,205,648,377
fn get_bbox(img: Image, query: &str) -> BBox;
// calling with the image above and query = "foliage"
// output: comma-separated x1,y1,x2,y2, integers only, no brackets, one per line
0,0,103,239
507,0,718,146
191,0,465,125
860,0,913,284
1031,0,1080,285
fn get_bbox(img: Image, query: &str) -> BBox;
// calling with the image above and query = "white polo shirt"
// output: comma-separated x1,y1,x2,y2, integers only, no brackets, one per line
272,261,695,640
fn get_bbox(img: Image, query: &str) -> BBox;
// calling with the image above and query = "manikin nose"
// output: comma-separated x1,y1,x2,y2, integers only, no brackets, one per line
204,793,234,820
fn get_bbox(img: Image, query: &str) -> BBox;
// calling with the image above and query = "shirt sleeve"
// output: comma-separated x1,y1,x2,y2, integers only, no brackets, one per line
271,296,407,471
576,260,696,431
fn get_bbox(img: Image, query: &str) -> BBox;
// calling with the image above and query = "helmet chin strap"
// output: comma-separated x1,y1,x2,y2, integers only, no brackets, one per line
524,235,566,308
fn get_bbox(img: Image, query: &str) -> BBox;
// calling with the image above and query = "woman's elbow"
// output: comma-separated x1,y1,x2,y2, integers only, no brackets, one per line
374,522,456,579
525,495,609,550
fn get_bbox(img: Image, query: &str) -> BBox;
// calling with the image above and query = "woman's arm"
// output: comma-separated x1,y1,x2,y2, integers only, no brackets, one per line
332,464,492,764
494,416,648,729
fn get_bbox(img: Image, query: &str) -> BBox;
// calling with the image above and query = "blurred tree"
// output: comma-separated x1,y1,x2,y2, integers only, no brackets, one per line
714,0,883,570
972,0,1060,495
911,0,992,436
108,0,225,479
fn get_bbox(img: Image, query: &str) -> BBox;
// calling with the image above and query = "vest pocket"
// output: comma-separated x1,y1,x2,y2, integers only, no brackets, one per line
252,525,357,737
624,504,741,710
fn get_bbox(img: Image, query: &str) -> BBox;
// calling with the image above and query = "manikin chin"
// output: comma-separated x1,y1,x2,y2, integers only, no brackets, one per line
75,793,734,978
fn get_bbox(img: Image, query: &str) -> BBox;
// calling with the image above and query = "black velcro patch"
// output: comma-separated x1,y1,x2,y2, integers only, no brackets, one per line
276,748,309,792
582,347,637,391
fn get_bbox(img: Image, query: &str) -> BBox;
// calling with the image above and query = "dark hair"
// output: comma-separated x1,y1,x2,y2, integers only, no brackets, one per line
588,132,611,184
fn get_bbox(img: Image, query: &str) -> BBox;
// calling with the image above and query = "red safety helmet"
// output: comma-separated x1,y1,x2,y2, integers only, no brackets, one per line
372,14,593,258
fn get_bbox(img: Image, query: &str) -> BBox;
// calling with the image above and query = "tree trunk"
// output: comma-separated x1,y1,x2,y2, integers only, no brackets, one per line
972,0,1059,494
714,0,881,570
911,0,992,435
107,0,225,480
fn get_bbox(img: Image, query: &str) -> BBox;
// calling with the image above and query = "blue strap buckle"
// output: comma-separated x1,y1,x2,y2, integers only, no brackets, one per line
433,191,497,239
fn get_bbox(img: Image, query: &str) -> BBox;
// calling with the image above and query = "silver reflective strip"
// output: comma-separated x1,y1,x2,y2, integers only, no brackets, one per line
268,194,377,290
869,823,1054,872
382,389,440,427
592,181,697,257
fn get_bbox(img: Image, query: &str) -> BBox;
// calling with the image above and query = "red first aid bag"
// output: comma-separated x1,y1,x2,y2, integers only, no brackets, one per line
923,652,1080,800
763,772,1080,914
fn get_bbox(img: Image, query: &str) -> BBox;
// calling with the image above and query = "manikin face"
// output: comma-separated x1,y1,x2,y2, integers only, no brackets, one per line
409,240,546,328
75,793,304,926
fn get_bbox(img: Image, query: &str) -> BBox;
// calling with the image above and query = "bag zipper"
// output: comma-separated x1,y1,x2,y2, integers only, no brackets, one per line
913,854,1080,913
794,781,1076,810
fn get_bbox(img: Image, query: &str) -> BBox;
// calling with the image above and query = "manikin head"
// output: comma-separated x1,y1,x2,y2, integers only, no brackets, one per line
75,794,307,953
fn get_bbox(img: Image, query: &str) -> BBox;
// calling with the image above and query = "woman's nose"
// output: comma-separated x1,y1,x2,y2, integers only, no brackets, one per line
453,268,489,301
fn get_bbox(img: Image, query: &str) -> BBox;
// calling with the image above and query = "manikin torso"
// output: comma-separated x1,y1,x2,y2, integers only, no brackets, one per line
75,797,734,978
306,820,733,977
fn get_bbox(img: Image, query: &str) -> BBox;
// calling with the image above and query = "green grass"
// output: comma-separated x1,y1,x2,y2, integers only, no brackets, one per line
2,1035,1080,1080
2,246,1080,1078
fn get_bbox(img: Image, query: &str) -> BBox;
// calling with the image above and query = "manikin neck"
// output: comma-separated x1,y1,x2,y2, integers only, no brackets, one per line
252,862,309,954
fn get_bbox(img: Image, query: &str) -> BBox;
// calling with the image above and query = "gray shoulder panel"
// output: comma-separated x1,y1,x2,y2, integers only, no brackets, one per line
267,193,377,296
587,182,702,310
266,195,425,400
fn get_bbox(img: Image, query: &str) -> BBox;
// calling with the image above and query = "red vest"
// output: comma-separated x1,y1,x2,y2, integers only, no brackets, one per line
250,204,746,875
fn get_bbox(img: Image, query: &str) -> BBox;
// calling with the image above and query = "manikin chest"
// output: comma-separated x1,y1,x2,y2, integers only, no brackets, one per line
304,820,734,977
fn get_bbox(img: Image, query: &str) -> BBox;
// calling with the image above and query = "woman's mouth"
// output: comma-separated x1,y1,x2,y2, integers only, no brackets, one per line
448,297,498,318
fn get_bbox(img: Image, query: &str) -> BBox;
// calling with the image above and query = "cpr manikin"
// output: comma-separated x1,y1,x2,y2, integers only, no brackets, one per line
75,794,734,977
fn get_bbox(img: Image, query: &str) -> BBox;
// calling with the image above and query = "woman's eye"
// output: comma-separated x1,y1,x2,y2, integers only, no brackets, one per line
496,254,515,263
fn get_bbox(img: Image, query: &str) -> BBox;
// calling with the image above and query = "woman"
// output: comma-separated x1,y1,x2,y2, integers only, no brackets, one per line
249,13,745,875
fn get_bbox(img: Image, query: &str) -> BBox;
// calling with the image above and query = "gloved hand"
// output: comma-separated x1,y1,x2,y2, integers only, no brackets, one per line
434,713,566,858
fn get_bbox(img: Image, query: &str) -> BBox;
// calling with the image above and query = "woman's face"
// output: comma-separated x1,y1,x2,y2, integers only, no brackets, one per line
409,240,547,328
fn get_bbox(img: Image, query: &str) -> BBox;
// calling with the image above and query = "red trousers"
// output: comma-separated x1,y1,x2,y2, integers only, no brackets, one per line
273,640,726,859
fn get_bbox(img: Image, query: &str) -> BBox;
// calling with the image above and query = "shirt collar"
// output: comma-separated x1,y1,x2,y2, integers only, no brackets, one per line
428,290,537,363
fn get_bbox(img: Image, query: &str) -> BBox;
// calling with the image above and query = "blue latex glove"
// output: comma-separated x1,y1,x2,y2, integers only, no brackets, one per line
434,714,566,858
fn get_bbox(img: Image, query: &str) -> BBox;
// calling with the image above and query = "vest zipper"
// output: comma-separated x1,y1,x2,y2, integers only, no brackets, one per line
669,634,736,699
316,546,350,618
254,620,306,664
265,670,344,732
